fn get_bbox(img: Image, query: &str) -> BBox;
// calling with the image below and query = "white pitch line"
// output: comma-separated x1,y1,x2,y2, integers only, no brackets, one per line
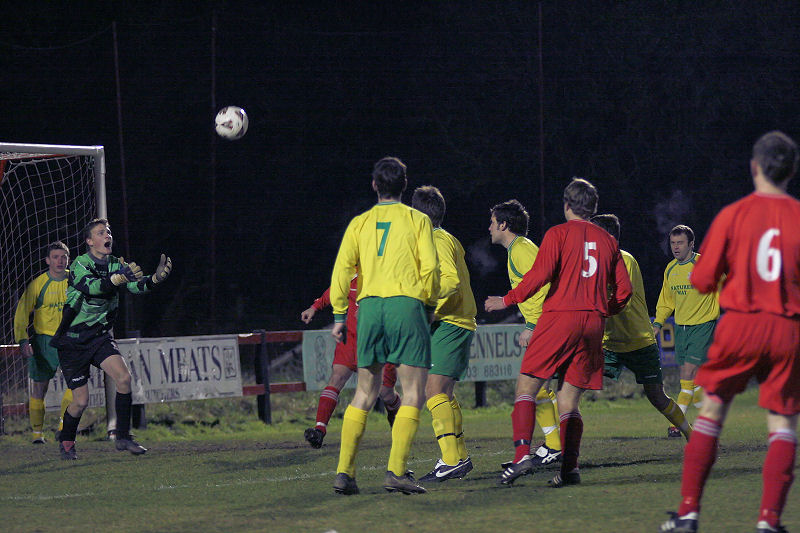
2,449,509,501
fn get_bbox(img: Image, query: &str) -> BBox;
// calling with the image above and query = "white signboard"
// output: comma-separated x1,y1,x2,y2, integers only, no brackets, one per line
464,324,526,382
44,334,243,409
301,330,355,391
301,324,526,390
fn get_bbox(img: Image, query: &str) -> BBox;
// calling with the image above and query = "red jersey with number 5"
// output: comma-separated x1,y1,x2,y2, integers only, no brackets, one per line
691,192,800,317
504,219,632,316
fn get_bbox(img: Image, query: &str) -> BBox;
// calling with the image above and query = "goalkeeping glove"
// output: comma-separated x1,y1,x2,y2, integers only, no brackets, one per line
151,254,172,284
110,259,143,286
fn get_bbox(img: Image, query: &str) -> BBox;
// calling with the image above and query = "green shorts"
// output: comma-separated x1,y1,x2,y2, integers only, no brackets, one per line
675,320,717,366
28,334,60,382
604,343,663,384
430,321,474,379
357,296,431,369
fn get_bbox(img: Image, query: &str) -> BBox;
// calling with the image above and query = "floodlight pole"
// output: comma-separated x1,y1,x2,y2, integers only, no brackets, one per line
537,2,546,239
210,9,218,333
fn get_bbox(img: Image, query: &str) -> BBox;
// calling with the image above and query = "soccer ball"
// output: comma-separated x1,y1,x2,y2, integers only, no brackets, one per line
214,106,249,140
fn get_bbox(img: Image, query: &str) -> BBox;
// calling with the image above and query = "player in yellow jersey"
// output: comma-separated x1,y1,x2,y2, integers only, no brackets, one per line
591,215,692,440
489,199,562,469
13,242,73,444
653,225,720,437
330,157,440,495
409,186,477,483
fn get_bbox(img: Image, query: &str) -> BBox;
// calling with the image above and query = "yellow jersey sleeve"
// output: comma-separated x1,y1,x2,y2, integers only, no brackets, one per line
507,236,549,328
654,259,676,326
331,202,440,317
603,251,657,352
433,228,477,331
13,278,38,343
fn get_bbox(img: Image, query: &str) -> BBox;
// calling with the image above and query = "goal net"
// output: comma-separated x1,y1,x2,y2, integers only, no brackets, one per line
0,143,106,423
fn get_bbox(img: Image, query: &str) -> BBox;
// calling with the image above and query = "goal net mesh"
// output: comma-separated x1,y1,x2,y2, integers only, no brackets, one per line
0,152,98,412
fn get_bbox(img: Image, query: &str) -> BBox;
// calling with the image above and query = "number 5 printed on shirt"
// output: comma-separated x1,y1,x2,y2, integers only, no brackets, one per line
582,241,597,278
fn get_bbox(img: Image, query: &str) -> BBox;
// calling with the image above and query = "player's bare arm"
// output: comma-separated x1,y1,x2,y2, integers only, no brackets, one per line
485,296,508,312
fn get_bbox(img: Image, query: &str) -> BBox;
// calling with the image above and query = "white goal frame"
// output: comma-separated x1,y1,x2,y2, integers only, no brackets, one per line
0,143,107,433
0,143,107,218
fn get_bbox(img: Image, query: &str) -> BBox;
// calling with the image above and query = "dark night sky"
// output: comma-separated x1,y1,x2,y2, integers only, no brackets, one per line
2,3,799,337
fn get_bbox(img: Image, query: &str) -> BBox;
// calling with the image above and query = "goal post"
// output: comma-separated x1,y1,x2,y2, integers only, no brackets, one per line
0,143,106,433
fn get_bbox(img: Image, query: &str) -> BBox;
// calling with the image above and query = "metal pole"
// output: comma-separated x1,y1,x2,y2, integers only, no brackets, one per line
113,21,133,336
253,330,272,424
475,381,487,408
537,2,546,239
210,10,218,332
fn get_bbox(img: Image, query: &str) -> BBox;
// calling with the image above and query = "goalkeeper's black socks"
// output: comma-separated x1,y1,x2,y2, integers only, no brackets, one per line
60,410,81,442
115,391,133,438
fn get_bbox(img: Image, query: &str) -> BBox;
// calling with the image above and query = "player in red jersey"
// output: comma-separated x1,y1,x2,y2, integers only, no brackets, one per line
301,275,400,448
486,178,632,487
661,131,800,533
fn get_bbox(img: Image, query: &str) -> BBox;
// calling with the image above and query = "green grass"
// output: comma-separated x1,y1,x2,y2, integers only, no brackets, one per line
0,387,797,533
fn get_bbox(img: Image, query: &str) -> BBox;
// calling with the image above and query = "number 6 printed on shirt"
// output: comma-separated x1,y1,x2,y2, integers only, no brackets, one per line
582,241,597,278
756,228,781,282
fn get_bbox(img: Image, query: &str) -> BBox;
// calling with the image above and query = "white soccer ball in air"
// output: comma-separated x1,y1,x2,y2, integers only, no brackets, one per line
214,106,249,140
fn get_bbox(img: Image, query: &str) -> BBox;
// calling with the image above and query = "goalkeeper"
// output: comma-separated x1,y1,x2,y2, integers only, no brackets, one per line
51,218,172,460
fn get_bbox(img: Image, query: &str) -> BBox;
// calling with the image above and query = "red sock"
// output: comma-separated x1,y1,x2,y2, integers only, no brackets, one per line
759,430,797,528
315,386,340,433
511,395,536,462
384,392,401,413
678,416,721,516
559,411,583,474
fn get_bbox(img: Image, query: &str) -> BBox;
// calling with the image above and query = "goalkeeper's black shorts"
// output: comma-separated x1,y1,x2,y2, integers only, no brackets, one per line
58,335,120,389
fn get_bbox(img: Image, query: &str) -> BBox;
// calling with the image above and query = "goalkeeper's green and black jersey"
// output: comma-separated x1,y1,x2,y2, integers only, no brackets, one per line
56,252,152,348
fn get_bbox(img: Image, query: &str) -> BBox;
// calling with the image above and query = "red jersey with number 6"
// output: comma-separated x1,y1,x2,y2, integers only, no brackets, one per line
503,219,632,316
691,192,800,317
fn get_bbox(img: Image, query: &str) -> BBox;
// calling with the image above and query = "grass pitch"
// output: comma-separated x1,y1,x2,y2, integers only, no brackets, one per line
0,387,796,533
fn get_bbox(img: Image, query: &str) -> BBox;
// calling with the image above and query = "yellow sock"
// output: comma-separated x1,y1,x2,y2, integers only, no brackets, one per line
661,399,692,440
692,385,704,408
336,406,369,477
29,397,45,434
427,393,460,465
450,395,468,461
535,388,561,451
388,405,420,476
676,379,694,415
59,389,73,431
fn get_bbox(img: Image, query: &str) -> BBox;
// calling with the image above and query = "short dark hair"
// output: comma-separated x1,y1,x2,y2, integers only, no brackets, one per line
752,131,799,185
490,199,529,236
563,177,598,219
372,156,407,198
411,185,446,227
83,218,109,241
590,214,620,241
47,241,69,256
670,224,694,244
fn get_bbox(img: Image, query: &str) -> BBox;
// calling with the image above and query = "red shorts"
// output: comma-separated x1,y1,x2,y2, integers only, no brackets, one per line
332,328,358,371
696,311,800,415
521,310,605,390
331,329,397,388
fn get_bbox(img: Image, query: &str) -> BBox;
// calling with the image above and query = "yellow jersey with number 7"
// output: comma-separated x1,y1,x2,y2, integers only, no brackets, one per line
330,201,440,317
